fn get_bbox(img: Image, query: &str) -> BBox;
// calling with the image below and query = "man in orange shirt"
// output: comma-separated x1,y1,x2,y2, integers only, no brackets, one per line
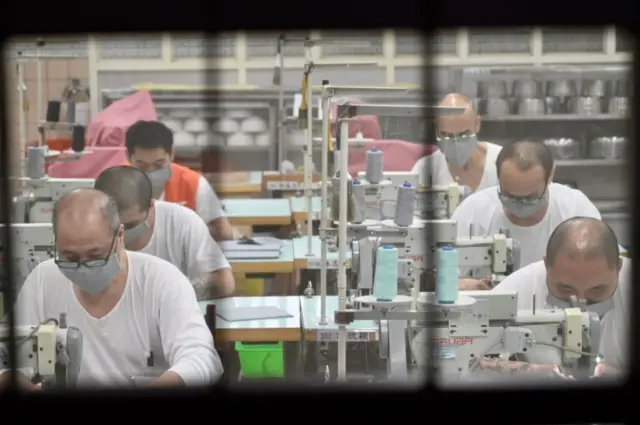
125,121,234,241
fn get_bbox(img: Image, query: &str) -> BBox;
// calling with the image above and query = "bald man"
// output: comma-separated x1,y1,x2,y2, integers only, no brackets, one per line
94,166,235,300
453,140,601,289
411,93,502,193
1,189,222,390
486,217,629,379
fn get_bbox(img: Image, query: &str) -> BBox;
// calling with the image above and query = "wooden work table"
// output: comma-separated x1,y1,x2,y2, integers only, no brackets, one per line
200,296,302,342
227,240,295,274
206,171,263,199
222,198,292,226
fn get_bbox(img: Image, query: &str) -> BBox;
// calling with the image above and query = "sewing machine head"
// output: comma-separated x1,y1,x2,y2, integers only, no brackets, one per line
416,183,466,220
13,178,95,223
0,314,83,388
409,291,599,383
0,224,55,290
425,219,521,280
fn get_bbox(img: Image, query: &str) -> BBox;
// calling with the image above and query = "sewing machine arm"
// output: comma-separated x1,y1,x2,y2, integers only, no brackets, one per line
0,319,83,388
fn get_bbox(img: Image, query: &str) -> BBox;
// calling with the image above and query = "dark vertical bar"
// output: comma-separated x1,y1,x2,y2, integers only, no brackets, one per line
423,27,436,389
205,303,217,341
0,47,17,390
629,30,639,386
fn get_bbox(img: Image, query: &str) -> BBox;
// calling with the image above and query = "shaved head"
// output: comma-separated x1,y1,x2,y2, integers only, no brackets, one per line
496,140,555,182
546,217,619,269
54,189,120,234
53,189,122,260
436,93,479,136
545,217,621,303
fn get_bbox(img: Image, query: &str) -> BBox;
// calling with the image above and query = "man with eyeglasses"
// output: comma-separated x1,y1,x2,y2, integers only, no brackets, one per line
484,217,628,379
451,140,601,290
411,93,502,193
1,189,221,390
94,165,235,300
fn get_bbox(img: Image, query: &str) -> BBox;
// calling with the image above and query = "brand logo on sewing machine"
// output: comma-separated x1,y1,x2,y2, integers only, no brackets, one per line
432,337,474,346
40,207,54,213
410,255,425,263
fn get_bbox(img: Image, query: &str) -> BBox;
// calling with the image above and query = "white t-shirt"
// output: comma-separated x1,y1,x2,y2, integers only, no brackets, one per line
411,142,502,191
13,252,222,387
141,201,230,281
452,183,601,270
160,175,225,223
492,259,630,370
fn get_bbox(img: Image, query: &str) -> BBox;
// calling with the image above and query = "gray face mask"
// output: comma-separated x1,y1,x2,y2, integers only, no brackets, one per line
146,166,172,197
437,134,478,168
124,220,150,246
545,292,614,317
499,193,546,219
58,254,121,295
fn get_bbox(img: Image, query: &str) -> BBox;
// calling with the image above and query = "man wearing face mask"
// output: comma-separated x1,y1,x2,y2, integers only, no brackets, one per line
484,217,629,378
94,166,235,300
125,120,234,242
411,93,502,193
0,189,222,390
451,140,601,289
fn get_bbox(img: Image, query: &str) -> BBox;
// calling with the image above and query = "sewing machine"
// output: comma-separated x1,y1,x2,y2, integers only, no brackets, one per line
357,171,418,189
415,183,464,220
333,291,600,383
0,224,55,290
0,313,83,388
12,177,95,223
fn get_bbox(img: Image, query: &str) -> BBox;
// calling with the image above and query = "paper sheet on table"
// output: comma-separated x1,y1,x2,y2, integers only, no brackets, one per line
217,306,293,322
220,237,284,252
224,250,281,260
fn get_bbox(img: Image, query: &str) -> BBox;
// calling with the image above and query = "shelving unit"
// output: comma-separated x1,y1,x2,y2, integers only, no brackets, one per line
102,88,279,171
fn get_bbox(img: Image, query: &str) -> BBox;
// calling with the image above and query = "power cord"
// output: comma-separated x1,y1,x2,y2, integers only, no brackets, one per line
534,341,598,357
17,318,59,346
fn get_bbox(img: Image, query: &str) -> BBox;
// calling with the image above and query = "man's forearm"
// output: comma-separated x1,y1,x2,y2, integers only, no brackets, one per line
478,357,560,376
138,371,185,388
208,218,234,241
203,269,235,299
477,357,532,373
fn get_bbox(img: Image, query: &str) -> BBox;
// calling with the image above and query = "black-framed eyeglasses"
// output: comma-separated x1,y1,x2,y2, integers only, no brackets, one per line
54,229,119,270
497,183,548,204
437,131,476,140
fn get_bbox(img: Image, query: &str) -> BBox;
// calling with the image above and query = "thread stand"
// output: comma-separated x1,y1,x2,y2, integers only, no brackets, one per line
354,295,413,308
419,292,477,310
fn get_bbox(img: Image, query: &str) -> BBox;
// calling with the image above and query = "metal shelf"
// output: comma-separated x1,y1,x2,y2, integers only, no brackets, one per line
555,159,624,167
481,114,628,122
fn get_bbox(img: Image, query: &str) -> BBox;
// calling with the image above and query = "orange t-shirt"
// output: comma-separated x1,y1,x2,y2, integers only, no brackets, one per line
123,162,200,211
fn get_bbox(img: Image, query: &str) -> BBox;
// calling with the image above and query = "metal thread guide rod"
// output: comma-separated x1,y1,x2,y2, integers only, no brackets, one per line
36,40,44,124
318,80,331,326
17,62,27,151
303,41,314,256
273,34,285,168
336,117,350,381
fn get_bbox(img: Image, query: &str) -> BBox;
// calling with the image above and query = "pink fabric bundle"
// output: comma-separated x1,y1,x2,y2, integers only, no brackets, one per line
47,147,128,178
347,140,437,177
86,90,157,147
48,90,157,178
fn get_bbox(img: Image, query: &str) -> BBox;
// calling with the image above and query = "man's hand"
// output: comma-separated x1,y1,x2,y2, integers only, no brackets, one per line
459,278,492,291
478,358,570,378
593,363,620,378
0,371,42,391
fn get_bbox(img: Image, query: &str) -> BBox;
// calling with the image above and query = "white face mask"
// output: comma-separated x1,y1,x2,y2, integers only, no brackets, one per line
437,134,478,168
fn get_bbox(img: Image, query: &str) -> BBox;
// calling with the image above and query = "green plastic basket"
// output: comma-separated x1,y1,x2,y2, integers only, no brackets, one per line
235,341,285,379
